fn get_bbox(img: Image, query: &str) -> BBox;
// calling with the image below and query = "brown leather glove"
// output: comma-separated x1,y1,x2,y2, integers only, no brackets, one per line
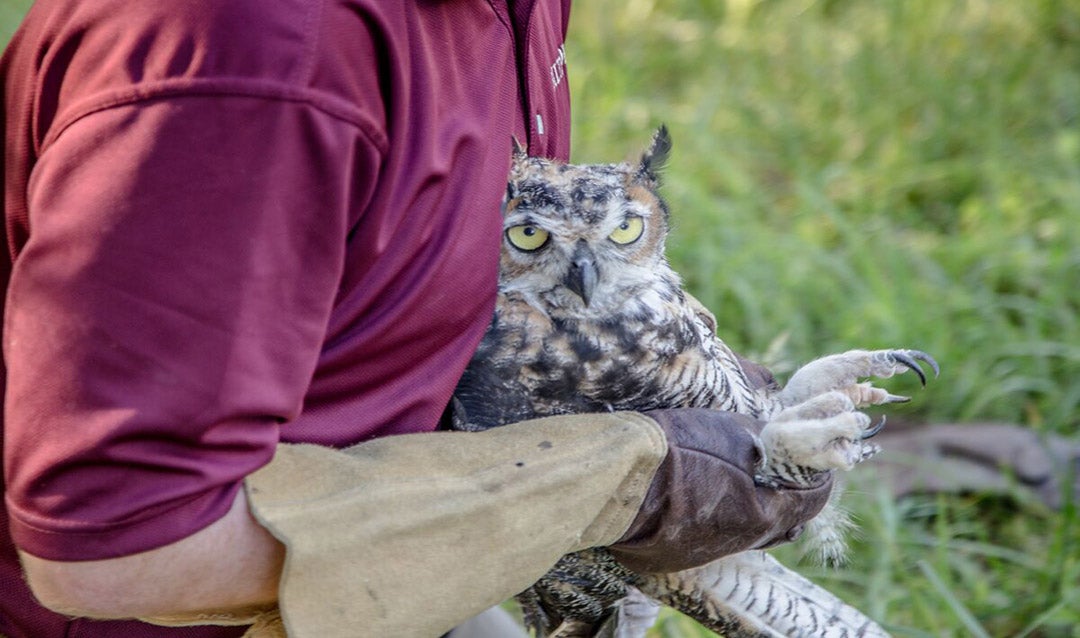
610,408,833,573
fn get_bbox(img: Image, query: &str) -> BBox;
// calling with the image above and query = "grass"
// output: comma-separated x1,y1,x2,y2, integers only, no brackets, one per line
4,0,1078,636
566,0,1080,636
0,0,28,44
569,0,1080,430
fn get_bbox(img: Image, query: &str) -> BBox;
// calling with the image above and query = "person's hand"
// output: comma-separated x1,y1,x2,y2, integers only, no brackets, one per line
609,408,833,573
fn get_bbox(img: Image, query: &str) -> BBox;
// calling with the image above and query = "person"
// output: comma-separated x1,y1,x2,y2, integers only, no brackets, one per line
0,2,832,636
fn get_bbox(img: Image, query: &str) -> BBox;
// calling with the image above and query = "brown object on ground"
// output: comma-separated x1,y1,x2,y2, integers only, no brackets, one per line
862,421,1080,509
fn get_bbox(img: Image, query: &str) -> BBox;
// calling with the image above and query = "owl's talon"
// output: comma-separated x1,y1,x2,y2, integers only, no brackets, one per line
884,392,910,404
754,473,782,489
861,415,886,439
891,351,925,385
892,350,940,386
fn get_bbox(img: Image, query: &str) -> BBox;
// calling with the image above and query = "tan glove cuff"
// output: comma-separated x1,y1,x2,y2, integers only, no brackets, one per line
244,412,666,637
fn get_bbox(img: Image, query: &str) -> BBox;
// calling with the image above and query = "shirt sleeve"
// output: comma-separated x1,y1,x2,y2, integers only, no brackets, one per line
4,92,381,561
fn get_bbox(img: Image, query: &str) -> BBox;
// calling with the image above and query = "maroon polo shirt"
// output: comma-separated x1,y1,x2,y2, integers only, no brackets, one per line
0,0,572,635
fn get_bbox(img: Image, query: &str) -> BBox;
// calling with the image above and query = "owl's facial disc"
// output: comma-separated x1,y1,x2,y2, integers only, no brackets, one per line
564,240,598,306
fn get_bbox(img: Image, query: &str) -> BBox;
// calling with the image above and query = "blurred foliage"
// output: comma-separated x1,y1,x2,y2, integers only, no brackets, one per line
566,0,1080,636
569,0,1080,434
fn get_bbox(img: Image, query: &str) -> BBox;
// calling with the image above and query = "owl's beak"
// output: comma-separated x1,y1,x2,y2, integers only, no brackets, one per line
565,242,598,306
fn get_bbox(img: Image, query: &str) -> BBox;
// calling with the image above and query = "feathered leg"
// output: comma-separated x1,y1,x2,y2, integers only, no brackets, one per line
633,551,891,638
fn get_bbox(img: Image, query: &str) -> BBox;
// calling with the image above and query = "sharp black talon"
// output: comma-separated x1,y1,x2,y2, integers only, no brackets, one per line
891,352,927,385
892,350,940,386
861,415,887,439
915,350,941,378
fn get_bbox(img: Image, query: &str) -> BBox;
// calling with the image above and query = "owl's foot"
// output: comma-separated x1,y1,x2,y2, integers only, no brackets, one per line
779,349,939,409
756,392,885,486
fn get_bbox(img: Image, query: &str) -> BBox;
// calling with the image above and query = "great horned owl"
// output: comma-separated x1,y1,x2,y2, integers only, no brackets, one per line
454,127,936,638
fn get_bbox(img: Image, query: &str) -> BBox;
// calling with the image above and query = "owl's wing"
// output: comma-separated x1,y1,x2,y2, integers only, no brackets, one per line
633,550,890,638
682,291,718,336
453,358,538,431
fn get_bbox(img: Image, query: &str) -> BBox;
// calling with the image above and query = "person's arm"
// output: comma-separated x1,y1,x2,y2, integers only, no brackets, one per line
230,410,828,638
21,406,827,637
19,490,284,621
4,94,368,619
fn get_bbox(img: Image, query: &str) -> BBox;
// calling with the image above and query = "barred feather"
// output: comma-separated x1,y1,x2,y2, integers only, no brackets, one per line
635,551,889,638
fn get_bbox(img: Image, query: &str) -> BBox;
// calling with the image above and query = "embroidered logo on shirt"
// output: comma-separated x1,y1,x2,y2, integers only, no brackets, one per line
549,44,567,89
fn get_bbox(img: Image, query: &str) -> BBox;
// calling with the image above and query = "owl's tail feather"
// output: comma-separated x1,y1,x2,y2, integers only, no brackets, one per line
633,550,891,638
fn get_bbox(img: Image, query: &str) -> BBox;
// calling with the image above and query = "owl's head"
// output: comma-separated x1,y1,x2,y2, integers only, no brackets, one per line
498,126,680,316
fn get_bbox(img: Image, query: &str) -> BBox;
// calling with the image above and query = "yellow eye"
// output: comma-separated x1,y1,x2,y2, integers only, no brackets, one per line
506,224,550,251
609,216,644,245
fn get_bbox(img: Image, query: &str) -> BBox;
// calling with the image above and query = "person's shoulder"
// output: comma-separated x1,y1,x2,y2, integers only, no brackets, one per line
20,0,335,89
109,0,325,85
3,0,387,154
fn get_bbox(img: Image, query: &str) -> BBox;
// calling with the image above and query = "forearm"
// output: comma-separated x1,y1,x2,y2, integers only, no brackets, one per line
17,408,824,636
19,490,284,622
21,412,666,634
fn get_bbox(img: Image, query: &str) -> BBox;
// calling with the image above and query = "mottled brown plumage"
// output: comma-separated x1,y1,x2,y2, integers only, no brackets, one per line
454,127,936,637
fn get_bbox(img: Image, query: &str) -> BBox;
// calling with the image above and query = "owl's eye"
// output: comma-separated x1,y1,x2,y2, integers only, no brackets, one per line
506,224,551,252
609,215,644,245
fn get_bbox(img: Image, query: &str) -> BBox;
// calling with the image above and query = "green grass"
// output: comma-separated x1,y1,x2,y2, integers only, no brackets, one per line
569,0,1080,430
4,0,1078,636
567,0,1080,636
0,0,29,44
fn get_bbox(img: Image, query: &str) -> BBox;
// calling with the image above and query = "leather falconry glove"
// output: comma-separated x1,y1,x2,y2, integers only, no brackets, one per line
150,408,830,637
609,408,832,574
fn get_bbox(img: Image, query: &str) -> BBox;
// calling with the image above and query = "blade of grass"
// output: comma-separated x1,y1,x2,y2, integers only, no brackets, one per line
1013,600,1068,638
915,560,991,638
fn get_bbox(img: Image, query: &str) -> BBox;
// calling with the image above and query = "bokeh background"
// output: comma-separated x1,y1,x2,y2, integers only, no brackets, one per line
566,2,1078,636
3,0,1078,635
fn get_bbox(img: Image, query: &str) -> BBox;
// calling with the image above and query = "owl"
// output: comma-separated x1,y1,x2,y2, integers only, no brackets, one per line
453,127,937,638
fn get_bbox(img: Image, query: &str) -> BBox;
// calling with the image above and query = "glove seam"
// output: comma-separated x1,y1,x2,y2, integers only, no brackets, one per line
578,412,669,548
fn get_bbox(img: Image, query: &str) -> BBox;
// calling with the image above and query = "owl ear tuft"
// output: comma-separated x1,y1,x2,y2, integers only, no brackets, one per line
506,137,529,203
638,124,672,183
511,136,528,160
